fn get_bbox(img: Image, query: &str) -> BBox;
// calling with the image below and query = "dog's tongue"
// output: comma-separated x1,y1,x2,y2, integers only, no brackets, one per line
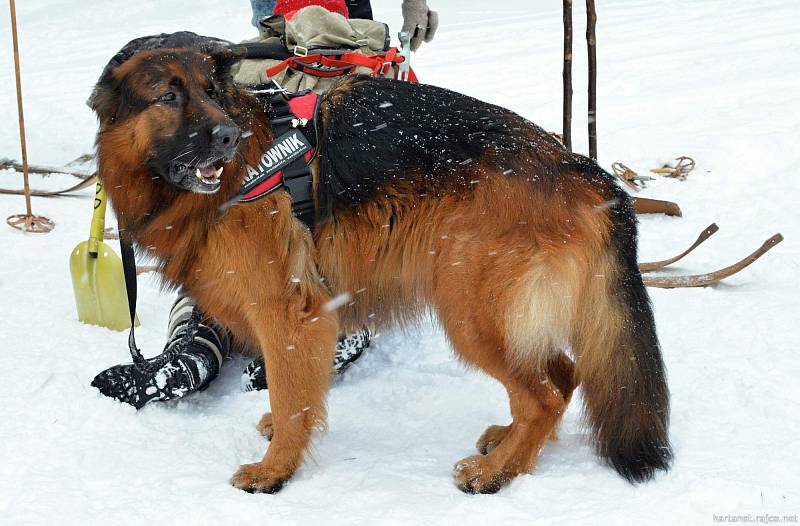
195,165,223,184
198,166,217,179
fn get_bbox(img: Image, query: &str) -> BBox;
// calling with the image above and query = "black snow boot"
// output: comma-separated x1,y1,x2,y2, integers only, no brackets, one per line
91,296,230,409
241,327,371,391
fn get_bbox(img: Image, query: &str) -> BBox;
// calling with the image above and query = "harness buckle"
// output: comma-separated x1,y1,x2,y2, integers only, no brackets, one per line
294,45,309,57
397,31,412,81
247,79,286,96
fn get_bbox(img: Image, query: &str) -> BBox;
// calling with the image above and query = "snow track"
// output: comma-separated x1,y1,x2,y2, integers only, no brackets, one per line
1,1,798,524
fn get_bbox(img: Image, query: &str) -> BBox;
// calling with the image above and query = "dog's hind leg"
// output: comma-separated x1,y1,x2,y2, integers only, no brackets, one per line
435,300,568,493
230,291,338,494
453,364,568,494
475,424,511,456
544,351,576,441
475,352,575,455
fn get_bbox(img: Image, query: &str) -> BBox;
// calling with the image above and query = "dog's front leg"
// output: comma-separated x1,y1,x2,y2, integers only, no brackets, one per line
230,291,338,494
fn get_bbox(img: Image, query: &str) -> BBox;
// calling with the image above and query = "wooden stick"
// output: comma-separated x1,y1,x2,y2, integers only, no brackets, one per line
1,159,94,179
0,173,97,197
8,0,32,215
586,0,598,159
562,0,573,151
642,234,783,288
639,223,719,272
632,196,682,217
136,265,159,276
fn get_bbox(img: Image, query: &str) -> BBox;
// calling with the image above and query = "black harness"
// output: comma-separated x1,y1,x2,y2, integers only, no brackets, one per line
222,85,321,229
119,86,321,370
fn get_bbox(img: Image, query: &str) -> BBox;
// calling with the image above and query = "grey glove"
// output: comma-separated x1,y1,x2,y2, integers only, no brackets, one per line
401,0,439,51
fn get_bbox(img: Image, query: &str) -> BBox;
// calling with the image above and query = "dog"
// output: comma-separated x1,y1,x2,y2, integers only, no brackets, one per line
90,46,672,494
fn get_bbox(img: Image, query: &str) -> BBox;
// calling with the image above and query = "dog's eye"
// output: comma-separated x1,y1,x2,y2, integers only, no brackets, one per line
207,88,218,100
158,92,177,103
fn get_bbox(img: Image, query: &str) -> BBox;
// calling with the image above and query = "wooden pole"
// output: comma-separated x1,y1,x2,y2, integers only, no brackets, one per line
562,0,573,151
9,0,31,215
6,0,53,232
586,0,598,159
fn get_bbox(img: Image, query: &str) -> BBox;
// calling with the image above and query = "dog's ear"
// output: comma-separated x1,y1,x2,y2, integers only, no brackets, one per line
210,48,249,123
87,70,121,126
211,47,246,83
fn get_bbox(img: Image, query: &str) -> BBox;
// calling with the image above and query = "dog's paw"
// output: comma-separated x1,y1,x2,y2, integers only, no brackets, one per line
453,454,513,494
256,413,274,440
476,424,511,455
230,462,289,494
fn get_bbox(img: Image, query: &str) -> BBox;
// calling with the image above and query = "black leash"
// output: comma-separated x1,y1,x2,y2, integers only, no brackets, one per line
119,233,202,374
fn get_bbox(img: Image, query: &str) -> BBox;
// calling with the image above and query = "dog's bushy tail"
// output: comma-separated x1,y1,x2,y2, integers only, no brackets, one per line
573,194,672,483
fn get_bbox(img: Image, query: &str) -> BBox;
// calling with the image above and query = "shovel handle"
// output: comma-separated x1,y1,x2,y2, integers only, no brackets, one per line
88,181,107,256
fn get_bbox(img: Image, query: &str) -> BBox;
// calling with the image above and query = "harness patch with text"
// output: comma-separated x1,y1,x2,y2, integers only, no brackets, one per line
240,129,312,202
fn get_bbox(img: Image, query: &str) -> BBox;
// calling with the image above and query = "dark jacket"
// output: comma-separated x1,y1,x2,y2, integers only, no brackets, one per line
345,0,373,20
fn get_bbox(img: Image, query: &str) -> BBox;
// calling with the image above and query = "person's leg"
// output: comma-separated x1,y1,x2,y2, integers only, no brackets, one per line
91,295,230,409
92,291,371,407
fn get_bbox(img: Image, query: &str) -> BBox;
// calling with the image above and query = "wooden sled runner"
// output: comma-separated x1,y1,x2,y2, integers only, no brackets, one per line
639,223,719,272
639,225,783,288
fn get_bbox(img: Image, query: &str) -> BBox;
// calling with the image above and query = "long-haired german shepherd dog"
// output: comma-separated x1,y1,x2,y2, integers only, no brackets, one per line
90,46,671,494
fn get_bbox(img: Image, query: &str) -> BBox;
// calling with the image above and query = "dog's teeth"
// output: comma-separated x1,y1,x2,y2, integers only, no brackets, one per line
214,166,223,178
195,168,202,179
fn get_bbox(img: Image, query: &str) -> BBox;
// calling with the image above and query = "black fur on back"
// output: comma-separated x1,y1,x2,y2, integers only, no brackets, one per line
316,76,566,214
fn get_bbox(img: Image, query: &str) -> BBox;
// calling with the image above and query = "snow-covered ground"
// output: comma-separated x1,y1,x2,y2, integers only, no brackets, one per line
1,0,798,524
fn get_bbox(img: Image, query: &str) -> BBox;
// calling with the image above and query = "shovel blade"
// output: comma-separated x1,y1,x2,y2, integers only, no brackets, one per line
70,240,139,331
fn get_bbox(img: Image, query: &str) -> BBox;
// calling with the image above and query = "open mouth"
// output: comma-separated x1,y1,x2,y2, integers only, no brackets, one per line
173,158,225,192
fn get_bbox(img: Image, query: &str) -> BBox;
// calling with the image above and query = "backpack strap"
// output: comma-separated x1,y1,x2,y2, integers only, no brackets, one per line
265,47,408,79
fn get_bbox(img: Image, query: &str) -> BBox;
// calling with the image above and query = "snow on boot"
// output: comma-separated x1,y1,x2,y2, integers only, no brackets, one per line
240,354,268,392
241,327,371,391
333,328,371,372
91,296,230,409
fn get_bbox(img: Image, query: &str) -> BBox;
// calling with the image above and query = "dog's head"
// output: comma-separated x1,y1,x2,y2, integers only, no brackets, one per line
90,47,249,194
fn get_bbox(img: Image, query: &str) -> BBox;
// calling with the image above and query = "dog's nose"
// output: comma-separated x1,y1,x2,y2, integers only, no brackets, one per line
212,122,241,149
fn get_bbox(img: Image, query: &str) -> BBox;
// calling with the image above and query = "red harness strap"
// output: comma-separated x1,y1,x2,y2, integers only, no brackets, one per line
240,171,284,202
265,48,417,81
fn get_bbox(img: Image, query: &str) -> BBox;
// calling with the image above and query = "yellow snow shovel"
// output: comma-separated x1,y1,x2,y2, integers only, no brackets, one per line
70,181,138,331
